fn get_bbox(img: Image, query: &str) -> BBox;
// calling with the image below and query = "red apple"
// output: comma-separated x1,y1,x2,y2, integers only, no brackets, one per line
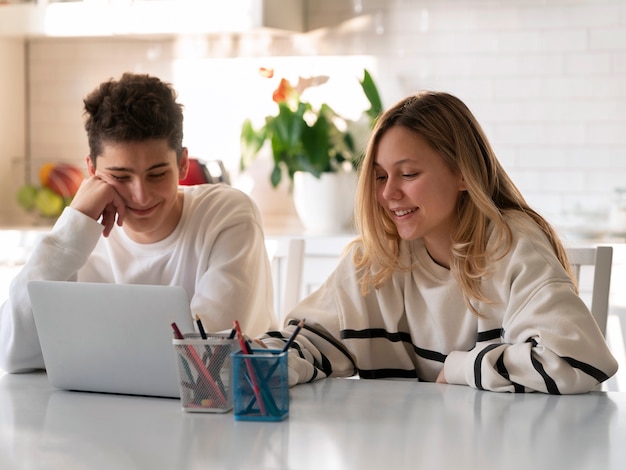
40,163,84,199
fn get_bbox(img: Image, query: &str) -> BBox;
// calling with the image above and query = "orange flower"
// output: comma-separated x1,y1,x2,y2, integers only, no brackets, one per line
272,78,295,104
241,68,382,189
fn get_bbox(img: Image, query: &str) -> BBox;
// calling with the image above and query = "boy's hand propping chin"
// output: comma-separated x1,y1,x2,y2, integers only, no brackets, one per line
70,176,126,237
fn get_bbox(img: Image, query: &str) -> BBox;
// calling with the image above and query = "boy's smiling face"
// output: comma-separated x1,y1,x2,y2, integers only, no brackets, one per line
88,138,189,244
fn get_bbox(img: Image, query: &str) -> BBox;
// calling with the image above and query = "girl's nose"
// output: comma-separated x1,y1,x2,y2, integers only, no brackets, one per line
382,177,402,201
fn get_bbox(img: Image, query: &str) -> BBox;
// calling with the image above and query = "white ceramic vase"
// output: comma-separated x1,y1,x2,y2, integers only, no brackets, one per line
293,169,357,234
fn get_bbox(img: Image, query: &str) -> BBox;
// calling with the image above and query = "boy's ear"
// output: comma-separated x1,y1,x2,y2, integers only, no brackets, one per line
85,155,96,176
178,148,190,180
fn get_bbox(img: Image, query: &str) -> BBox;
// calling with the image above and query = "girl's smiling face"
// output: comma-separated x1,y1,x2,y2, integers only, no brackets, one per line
374,126,466,266
89,138,188,244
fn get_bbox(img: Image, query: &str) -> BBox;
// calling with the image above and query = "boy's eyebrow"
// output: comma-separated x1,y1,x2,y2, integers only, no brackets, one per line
104,162,171,173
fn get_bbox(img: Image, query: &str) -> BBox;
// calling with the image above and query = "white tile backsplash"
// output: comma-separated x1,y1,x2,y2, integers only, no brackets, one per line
2,0,625,227
590,27,626,49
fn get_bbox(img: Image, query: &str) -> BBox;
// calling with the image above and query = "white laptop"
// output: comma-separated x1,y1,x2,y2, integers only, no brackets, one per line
27,280,195,398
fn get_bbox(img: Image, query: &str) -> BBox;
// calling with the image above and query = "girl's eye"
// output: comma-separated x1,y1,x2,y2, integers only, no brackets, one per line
375,174,387,182
402,172,418,179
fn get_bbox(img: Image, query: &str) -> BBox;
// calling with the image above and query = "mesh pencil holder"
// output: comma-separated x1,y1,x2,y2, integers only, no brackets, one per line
231,350,289,421
172,333,238,413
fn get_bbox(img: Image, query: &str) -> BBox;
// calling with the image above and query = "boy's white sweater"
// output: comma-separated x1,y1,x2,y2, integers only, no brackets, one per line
0,184,275,373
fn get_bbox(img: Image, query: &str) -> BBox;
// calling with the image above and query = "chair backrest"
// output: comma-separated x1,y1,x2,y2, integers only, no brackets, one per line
566,245,613,336
265,238,305,322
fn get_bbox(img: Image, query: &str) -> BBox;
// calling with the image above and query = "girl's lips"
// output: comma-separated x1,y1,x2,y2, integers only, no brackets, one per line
392,208,417,217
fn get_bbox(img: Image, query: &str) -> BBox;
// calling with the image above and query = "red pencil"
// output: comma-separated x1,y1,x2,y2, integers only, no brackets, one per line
233,320,267,415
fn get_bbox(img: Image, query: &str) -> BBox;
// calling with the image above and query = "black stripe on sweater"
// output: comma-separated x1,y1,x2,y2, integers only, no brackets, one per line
341,328,447,363
358,368,418,379
265,328,311,362
415,346,447,363
526,338,560,394
288,342,332,378
563,356,611,383
477,328,503,342
474,343,502,390
341,328,412,342
284,319,356,376
317,350,333,377
495,350,525,392
495,352,508,379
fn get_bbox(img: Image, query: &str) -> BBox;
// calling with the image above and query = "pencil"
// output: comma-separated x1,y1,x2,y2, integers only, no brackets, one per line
171,322,185,340
195,314,208,340
233,320,268,415
281,318,305,352
233,320,253,354
260,318,306,387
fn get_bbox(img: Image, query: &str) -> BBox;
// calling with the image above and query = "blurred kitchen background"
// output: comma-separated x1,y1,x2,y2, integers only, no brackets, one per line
1,0,625,237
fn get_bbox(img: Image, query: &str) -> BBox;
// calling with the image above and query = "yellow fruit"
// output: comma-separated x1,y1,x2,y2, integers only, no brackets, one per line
35,187,65,218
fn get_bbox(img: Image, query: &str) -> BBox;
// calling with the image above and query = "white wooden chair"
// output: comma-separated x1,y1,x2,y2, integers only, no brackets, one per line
566,245,625,391
566,245,613,336
265,238,305,322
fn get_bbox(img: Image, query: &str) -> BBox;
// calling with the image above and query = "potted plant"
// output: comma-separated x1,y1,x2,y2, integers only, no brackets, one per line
240,67,383,232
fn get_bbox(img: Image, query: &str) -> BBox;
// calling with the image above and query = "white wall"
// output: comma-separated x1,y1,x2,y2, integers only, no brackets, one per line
309,0,626,233
3,0,626,233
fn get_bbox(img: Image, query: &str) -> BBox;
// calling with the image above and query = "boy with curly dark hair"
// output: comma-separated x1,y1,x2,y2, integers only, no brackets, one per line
1,73,275,373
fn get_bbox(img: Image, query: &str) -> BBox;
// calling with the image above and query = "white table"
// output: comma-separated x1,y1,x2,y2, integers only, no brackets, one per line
1,372,625,470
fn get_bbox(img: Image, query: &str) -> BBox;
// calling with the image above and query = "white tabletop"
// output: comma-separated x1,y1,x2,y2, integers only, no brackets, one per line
1,372,625,470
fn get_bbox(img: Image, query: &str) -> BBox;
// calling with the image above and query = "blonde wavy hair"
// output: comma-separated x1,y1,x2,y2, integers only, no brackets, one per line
352,91,575,314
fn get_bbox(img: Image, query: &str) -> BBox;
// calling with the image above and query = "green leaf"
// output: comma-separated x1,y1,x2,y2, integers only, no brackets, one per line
239,119,267,170
239,68,383,188
272,102,307,152
360,69,383,123
300,113,333,174
270,163,283,188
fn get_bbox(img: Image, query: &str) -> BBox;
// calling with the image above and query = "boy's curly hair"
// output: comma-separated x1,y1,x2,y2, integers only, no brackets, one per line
83,73,184,166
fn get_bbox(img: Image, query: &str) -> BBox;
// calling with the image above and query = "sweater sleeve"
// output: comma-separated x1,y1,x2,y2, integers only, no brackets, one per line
259,252,359,385
0,207,103,373
188,187,276,338
444,223,618,394
190,219,276,336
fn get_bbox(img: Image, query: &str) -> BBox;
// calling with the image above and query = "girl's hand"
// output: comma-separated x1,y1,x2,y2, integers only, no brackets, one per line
436,367,447,384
